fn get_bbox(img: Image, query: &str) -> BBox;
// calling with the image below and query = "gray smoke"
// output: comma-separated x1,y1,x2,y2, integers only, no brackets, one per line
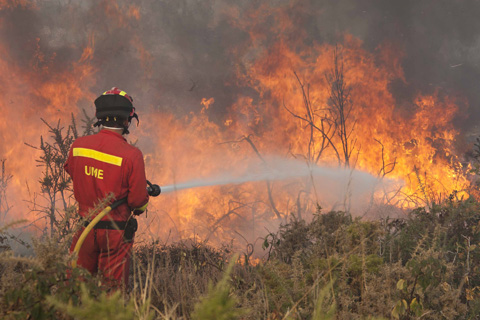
2,0,478,133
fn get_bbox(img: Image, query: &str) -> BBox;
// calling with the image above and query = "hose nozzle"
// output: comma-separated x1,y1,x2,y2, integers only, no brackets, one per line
147,180,161,197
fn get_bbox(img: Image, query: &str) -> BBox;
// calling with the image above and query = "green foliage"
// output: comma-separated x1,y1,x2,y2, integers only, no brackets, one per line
347,254,383,276
253,200,480,318
392,279,424,319
47,284,142,320
268,216,311,263
0,242,107,319
406,255,446,291
312,280,336,320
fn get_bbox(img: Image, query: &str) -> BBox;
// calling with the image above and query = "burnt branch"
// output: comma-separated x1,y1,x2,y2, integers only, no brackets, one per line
223,135,283,219
325,46,356,168
414,166,432,208
207,205,247,240
24,114,89,238
241,134,266,163
374,139,397,177
80,108,98,136
283,75,341,165
242,135,283,219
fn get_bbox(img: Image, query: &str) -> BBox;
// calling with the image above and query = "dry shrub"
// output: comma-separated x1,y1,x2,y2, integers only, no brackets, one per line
1,195,479,319
133,239,232,318
248,202,480,319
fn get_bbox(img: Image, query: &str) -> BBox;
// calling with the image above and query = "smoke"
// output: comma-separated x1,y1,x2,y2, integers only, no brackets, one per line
2,0,478,128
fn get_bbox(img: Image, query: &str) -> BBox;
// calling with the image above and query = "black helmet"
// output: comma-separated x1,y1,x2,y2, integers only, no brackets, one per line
93,87,139,134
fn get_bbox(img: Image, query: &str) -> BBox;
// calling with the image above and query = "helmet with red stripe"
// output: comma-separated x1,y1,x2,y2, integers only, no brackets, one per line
93,87,139,134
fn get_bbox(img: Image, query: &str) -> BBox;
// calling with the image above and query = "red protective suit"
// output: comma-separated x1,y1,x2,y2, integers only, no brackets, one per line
65,129,149,286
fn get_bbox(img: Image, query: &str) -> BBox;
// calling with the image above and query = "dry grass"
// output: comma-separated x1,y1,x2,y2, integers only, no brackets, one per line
1,197,480,319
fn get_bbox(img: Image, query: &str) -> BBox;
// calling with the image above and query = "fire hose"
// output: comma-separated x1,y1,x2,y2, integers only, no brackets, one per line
71,180,161,268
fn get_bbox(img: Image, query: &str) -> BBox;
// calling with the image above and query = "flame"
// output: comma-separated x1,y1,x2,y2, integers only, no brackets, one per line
0,1,96,227
0,0,31,10
0,1,474,251
134,14,472,246
101,0,140,28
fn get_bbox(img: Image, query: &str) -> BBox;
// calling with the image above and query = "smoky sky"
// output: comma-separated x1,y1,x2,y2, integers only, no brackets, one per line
2,0,480,135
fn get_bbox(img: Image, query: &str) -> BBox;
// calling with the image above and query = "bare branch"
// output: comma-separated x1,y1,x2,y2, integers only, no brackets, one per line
222,135,283,219
374,139,397,177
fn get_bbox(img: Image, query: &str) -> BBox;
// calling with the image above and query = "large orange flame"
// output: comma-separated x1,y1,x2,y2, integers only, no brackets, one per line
0,1,474,252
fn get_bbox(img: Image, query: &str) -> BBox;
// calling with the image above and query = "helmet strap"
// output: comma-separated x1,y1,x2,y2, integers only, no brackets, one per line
94,110,138,135
102,125,124,131
93,119,130,135
128,113,139,126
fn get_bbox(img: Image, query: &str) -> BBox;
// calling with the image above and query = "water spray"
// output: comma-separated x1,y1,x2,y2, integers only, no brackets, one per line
159,157,392,194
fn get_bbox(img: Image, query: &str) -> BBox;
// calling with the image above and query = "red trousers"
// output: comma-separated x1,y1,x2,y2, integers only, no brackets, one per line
70,227,133,287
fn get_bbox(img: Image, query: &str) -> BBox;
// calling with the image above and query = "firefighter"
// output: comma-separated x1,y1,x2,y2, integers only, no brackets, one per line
64,87,149,287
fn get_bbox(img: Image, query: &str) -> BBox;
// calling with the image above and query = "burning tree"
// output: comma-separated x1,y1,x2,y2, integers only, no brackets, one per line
284,71,340,166
281,46,364,214
283,47,357,169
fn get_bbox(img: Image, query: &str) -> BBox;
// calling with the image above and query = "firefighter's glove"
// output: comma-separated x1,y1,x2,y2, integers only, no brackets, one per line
133,203,148,216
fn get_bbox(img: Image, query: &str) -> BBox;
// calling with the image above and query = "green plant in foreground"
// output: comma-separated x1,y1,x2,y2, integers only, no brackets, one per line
312,280,336,320
391,279,423,319
191,254,243,320
47,283,145,320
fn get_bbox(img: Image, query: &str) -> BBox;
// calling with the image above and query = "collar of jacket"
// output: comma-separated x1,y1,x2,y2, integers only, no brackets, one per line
100,129,127,141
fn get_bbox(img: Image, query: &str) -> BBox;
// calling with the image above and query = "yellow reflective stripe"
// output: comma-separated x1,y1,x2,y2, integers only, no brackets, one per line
102,90,127,96
135,202,148,212
73,148,123,166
